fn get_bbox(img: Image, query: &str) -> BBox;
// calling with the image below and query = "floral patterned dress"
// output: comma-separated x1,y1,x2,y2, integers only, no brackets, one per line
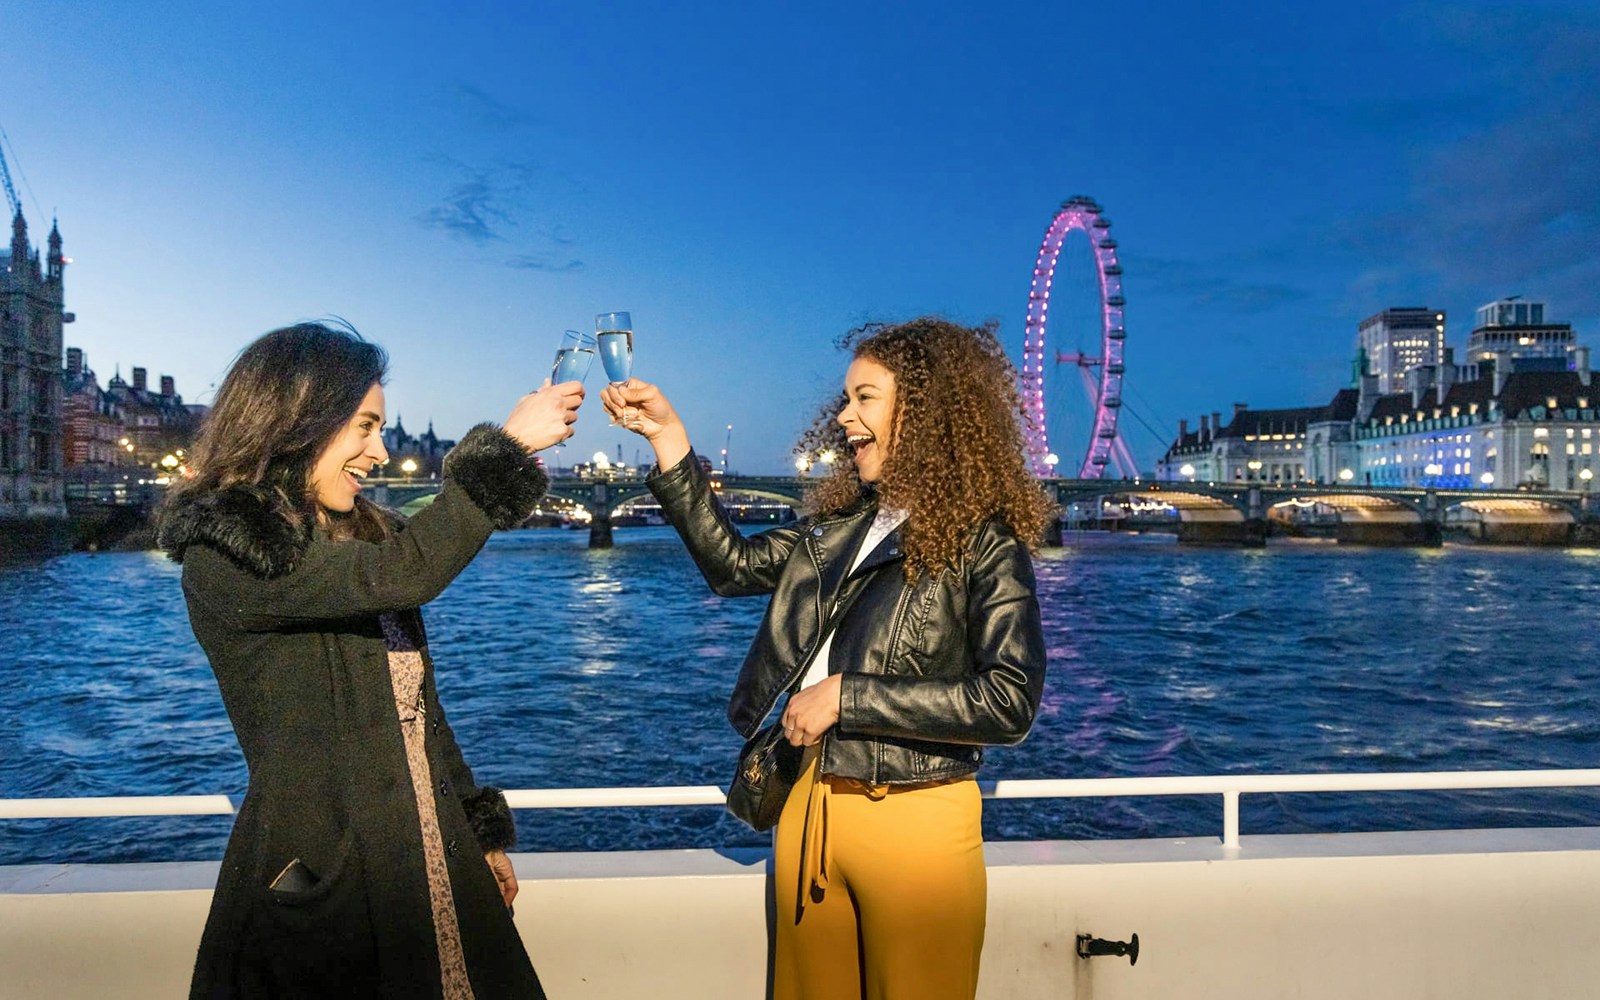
381,613,476,1000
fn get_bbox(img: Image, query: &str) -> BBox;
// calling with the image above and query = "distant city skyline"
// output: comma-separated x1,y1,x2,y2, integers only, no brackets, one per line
4,1,1597,473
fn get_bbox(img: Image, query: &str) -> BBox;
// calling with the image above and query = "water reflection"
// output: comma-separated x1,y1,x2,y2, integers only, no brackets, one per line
4,530,1600,862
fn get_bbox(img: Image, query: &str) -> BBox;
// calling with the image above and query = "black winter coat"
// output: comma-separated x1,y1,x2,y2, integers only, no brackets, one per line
159,424,548,999
649,452,1047,785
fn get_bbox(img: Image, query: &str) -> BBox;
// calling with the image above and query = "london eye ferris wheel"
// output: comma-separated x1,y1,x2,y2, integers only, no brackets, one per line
1019,196,1138,479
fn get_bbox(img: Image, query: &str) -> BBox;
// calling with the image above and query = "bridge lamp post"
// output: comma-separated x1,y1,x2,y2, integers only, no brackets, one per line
1338,467,1354,484
817,449,837,466
1580,468,1593,493
1179,462,1195,482
794,454,812,475
1045,453,1060,477
1247,459,1262,482
400,458,418,481
1480,472,1495,488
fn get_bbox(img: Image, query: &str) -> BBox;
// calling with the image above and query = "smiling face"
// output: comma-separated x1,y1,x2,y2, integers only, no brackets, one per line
837,356,897,483
308,382,389,513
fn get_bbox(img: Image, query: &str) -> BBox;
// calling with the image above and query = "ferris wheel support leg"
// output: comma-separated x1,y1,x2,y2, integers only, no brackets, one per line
1111,437,1139,480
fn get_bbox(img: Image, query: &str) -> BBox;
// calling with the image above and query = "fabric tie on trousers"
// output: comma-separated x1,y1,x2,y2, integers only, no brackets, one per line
798,768,831,910
797,762,889,912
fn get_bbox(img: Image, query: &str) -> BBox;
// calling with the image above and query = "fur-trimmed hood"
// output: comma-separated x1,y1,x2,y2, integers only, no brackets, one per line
158,423,548,578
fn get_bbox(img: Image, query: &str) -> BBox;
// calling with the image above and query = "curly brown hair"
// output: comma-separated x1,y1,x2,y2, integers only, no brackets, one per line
797,317,1055,578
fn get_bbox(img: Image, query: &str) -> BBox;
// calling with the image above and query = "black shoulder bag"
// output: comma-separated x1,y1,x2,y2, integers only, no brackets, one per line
726,581,869,832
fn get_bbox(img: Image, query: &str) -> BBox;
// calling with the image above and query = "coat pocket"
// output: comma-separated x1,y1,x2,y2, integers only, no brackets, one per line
246,830,377,989
252,829,365,939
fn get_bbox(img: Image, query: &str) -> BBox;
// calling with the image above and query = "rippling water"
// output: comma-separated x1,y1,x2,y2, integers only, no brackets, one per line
3,529,1600,864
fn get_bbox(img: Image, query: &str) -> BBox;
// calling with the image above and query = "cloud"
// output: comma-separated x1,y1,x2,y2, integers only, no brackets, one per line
505,255,584,273
416,178,515,244
1131,255,1311,315
452,84,529,133
1340,7,1600,319
417,165,583,269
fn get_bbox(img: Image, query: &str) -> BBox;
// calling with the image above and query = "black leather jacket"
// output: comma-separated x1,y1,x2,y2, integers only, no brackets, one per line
649,452,1047,785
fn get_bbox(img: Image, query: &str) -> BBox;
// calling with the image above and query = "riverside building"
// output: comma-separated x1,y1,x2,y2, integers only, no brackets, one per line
1159,351,1598,490
1161,298,1596,490
61,348,127,470
0,209,67,526
1465,297,1576,366
1358,307,1446,394
1159,393,1358,484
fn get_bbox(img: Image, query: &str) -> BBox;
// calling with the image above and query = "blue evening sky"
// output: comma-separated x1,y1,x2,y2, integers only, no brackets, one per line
3,1,1596,474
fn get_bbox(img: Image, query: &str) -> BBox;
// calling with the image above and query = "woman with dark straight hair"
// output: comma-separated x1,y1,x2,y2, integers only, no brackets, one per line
604,316,1052,1000
160,321,581,999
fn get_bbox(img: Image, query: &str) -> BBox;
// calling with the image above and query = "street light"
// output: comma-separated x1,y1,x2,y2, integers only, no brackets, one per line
1338,468,1354,483
1045,453,1060,476
817,449,837,465
1580,468,1593,491
1480,472,1495,487
794,454,812,474
1247,459,1263,481
400,458,418,480
1179,463,1195,482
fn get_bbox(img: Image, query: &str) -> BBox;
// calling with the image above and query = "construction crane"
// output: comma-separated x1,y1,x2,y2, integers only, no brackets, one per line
0,138,20,217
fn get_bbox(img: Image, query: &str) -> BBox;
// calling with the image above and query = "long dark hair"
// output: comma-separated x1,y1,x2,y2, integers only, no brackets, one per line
168,322,392,541
798,317,1055,578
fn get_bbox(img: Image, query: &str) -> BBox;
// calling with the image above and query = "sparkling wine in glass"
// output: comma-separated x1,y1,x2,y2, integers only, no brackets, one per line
596,312,633,386
551,329,596,385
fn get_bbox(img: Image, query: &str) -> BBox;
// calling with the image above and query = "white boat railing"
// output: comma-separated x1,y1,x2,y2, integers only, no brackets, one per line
7,769,1600,849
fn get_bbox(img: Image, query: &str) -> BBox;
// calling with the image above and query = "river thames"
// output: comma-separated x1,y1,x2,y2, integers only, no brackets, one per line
3,528,1599,865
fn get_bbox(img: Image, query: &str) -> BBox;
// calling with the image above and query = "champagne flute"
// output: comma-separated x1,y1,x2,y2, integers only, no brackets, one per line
596,312,633,386
551,329,596,385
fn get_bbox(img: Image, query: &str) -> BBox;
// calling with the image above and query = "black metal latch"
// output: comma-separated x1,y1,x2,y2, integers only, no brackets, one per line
1076,932,1139,966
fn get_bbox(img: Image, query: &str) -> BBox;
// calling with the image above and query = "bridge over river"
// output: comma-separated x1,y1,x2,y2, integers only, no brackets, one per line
346,475,1600,549
57,474,1600,551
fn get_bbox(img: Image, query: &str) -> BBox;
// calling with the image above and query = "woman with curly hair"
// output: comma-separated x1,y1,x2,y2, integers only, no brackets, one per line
603,316,1051,1000
160,322,582,998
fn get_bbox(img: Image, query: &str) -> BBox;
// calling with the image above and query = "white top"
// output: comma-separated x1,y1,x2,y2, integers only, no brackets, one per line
798,506,909,691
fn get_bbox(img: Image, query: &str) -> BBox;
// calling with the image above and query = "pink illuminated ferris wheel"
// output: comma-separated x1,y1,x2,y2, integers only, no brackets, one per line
1019,196,1137,479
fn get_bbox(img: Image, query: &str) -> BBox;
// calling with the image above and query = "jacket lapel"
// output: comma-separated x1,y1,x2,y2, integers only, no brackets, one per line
807,503,878,625
848,523,906,580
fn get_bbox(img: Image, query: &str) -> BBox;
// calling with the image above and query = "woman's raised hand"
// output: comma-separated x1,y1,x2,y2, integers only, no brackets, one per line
601,378,677,438
504,380,584,452
602,379,691,470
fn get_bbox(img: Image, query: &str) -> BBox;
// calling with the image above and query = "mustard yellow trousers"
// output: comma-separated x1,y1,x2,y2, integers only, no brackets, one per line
772,747,986,1000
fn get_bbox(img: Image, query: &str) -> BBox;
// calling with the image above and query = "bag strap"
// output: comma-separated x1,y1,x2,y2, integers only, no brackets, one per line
783,564,878,695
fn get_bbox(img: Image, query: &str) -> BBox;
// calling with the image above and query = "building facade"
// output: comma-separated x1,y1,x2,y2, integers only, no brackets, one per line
1159,356,1599,490
382,417,455,478
1465,297,1576,366
62,348,129,469
1158,393,1357,485
1358,307,1447,394
1354,358,1597,490
1,210,67,521
101,365,201,469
